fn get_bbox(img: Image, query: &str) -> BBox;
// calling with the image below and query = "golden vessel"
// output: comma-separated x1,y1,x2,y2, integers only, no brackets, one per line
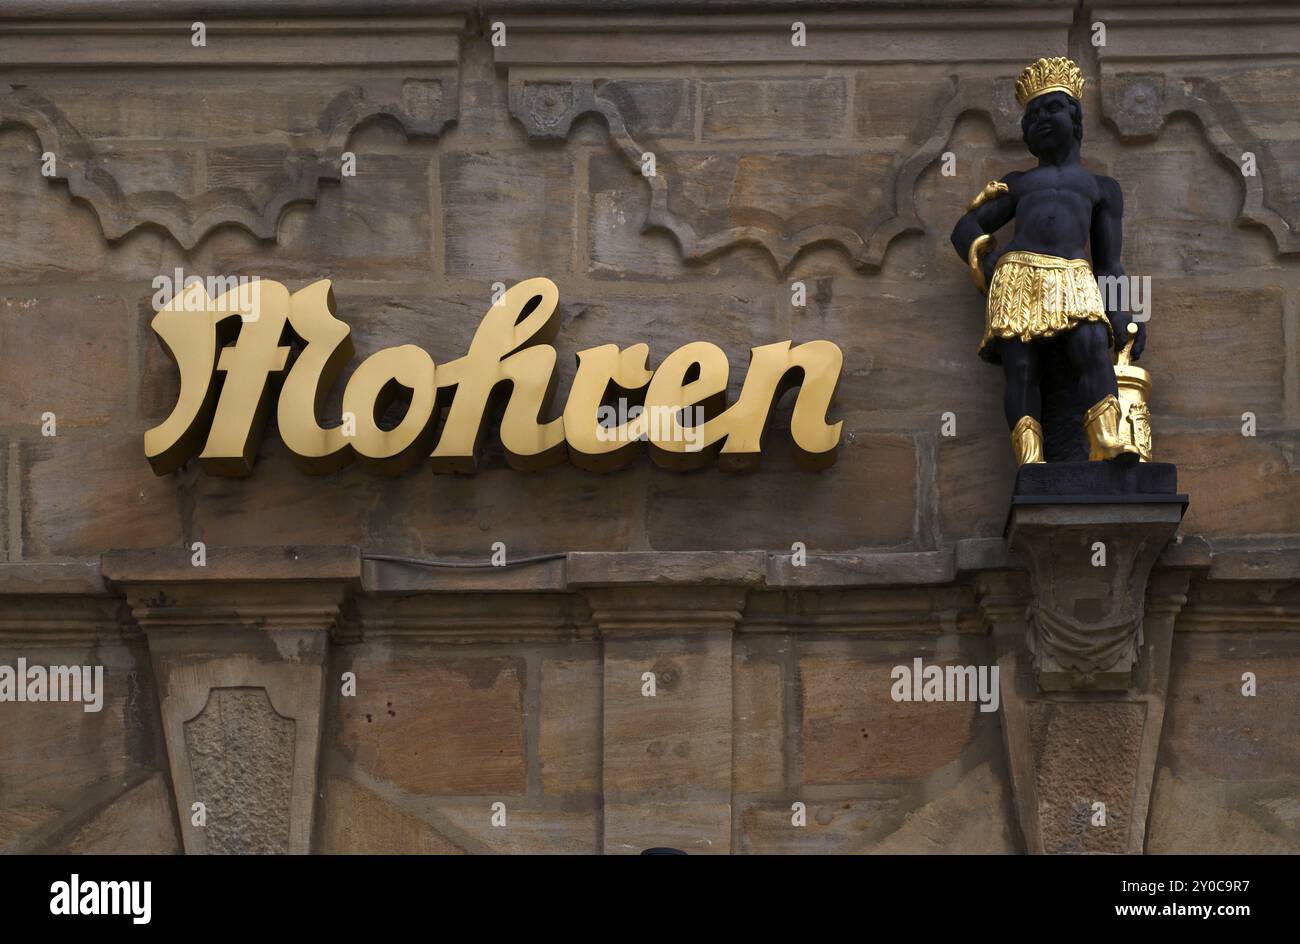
1114,322,1152,461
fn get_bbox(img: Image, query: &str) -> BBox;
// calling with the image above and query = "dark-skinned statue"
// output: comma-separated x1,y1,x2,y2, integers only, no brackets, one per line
951,57,1147,467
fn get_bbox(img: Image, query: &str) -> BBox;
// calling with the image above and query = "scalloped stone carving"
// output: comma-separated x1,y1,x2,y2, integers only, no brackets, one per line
509,74,1023,273
0,85,457,249
1095,3,1300,256
0,14,464,249
1100,69,1300,256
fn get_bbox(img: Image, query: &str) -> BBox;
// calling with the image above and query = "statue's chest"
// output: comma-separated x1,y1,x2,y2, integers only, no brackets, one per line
1018,169,1099,205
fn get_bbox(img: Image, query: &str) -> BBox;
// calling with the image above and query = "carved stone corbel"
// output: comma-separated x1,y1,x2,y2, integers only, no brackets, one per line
1009,502,1185,691
982,502,1193,853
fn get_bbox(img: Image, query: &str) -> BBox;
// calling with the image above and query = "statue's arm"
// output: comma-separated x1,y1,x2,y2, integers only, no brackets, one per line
1091,175,1124,279
950,173,1017,262
1091,175,1145,357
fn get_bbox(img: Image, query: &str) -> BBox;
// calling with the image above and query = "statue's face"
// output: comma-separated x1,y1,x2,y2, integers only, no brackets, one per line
1024,91,1076,154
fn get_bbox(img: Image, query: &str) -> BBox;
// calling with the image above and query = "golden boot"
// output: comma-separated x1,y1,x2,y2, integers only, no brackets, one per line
1010,415,1045,465
1083,394,1139,461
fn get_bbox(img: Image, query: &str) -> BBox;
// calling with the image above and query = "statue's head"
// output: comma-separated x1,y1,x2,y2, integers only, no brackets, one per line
1022,90,1083,154
1016,57,1085,155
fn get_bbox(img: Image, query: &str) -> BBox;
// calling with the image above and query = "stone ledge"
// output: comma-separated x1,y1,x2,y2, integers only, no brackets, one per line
23,541,1294,599
363,554,567,593
569,550,765,587
101,545,362,586
1207,545,1300,581
0,560,104,595
0,0,1074,19
766,549,953,587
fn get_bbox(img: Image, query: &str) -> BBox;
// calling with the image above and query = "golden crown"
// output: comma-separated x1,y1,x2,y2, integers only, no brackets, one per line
1015,56,1085,108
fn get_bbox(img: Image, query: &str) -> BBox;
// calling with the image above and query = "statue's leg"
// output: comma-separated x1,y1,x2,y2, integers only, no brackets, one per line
999,338,1044,464
1064,322,1136,462
1063,321,1118,404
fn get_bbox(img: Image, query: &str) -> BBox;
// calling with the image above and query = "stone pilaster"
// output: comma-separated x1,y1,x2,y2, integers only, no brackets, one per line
103,546,359,854
583,579,748,855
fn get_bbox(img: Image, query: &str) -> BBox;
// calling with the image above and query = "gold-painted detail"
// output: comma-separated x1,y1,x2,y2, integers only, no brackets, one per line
980,251,1111,357
1015,56,1085,108
1114,322,1153,461
967,180,1009,212
1083,394,1140,462
1011,415,1045,465
144,278,845,477
968,234,996,295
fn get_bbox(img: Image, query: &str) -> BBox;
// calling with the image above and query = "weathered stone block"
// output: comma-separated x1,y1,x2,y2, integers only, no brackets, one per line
702,78,846,141
318,777,465,854
222,151,435,281
22,434,183,556
432,799,599,854
0,641,155,851
733,651,784,794
600,79,695,140
442,149,574,281
1147,771,1300,853
190,437,370,550
799,653,976,783
740,796,902,853
646,432,917,551
855,71,958,143
539,656,601,795
336,648,527,796
603,639,731,793
0,295,129,427
1159,431,1300,537
184,686,295,855
0,135,177,283
1161,634,1300,783
936,434,1017,541
1141,285,1286,419
602,632,732,853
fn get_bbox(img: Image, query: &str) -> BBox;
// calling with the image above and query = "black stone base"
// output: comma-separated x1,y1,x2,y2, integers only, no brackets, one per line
1013,461,1186,505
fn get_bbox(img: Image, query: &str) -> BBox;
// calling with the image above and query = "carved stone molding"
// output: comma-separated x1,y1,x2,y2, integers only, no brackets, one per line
1174,577,1300,633
0,14,464,248
1094,2,1300,256
584,586,748,637
0,562,125,646
351,592,590,644
741,584,984,635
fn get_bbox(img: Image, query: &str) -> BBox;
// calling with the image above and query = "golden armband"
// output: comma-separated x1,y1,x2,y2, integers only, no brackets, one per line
968,234,996,295
967,180,1009,212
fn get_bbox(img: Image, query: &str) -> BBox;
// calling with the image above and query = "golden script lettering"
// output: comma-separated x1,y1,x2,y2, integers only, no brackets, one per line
144,277,844,476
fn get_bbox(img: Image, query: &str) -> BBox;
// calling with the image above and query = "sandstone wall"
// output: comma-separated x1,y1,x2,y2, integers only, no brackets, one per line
0,0,1296,853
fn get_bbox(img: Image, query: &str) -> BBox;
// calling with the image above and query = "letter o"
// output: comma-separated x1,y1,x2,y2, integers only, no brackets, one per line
342,344,437,472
